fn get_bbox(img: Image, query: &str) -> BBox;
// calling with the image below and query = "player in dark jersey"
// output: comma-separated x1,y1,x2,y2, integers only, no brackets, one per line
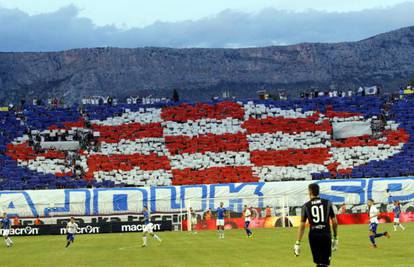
392,200,405,231
1,212,13,247
216,202,226,239
294,183,338,267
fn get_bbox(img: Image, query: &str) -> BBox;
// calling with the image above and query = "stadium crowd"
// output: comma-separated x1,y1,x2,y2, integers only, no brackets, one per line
1,85,414,190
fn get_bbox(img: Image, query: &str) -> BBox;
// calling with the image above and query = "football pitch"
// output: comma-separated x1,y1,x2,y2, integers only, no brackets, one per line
1,223,413,267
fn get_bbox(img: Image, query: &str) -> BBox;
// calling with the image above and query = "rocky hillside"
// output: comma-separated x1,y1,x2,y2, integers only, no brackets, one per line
1,26,414,103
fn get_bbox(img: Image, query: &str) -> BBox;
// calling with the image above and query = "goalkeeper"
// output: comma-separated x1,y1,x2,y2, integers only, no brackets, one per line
293,183,339,267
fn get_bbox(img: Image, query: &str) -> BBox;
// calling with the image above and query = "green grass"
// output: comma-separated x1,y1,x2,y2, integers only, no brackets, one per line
1,223,413,267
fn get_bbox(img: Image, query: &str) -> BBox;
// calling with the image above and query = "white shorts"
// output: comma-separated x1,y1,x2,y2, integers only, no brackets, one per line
216,219,224,226
394,217,400,223
191,218,197,224
2,229,10,237
143,223,154,233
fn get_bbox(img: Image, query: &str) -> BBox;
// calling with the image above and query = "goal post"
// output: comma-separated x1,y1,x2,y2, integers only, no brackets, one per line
182,195,294,232
186,200,194,232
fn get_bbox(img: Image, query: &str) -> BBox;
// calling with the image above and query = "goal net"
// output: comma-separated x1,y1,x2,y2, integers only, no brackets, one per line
184,195,293,232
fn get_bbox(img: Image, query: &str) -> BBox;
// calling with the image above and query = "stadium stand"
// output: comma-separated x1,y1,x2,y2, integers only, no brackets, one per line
0,95,413,190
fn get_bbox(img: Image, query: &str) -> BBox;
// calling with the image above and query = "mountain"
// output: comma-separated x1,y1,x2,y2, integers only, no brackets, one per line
1,26,414,104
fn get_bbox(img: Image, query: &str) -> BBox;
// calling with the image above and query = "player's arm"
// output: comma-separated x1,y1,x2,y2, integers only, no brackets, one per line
329,202,339,251
328,202,338,237
331,216,339,251
294,206,307,256
296,205,307,242
296,221,306,241
332,217,338,237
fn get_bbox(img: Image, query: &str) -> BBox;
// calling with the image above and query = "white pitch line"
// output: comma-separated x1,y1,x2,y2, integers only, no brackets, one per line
118,244,140,250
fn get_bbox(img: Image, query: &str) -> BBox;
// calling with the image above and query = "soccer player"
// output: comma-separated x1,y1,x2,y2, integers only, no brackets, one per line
1,212,13,247
243,205,253,237
142,206,162,247
65,217,79,248
294,183,338,267
216,202,226,239
367,199,390,248
189,207,198,234
393,200,405,231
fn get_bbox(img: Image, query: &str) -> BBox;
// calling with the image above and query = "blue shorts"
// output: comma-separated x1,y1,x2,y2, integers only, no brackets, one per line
67,233,75,241
244,221,250,229
369,223,378,234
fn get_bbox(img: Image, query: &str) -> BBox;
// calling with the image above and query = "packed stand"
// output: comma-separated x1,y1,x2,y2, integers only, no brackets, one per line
0,95,413,190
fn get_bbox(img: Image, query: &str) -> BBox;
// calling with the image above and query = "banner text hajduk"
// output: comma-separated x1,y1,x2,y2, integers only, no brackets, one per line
1,177,413,217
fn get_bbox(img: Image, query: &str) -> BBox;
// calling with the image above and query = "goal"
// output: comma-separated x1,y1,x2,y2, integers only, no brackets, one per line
184,195,292,232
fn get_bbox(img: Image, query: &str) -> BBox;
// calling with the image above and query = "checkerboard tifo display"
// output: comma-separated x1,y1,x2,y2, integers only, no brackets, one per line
6,101,409,186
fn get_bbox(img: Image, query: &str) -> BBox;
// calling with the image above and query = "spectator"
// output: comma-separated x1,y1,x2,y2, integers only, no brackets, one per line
265,206,272,217
34,216,43,226
340,203,347,214
13,216,21,226
204,209,212,220
253,208,261,218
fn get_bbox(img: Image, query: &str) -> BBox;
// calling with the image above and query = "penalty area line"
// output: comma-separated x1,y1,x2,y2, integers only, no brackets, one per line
118,244,140,250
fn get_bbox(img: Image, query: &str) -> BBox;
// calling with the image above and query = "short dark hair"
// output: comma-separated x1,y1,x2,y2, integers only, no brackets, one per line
308,183,320,196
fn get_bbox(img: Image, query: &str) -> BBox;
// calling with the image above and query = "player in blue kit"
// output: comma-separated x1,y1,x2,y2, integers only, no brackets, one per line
392,201,405,231
142,206,162,247
216,202,226,239
65,217,79,248
367,199,390,248
1,212,13,247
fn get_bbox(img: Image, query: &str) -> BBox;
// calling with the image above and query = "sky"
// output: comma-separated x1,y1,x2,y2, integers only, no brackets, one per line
0,0,413,51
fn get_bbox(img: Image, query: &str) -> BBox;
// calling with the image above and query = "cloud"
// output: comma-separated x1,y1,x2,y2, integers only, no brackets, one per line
1,2,414,51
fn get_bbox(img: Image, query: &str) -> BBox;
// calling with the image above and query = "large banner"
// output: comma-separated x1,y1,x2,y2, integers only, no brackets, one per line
40,141,80,151
332,121,372,139
1,177,413,218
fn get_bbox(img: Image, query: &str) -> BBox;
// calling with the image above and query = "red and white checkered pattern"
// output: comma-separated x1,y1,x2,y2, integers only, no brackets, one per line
6,101,409,186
